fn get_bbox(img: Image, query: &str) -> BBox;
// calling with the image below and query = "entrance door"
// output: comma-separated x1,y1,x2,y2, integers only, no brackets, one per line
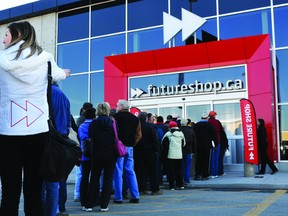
185,101,244,171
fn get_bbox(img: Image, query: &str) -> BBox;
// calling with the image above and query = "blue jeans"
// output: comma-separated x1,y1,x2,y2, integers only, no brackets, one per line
182,154,192,183
114,146,139,200
210,144,220,176
42,181,59,216
58,181,67,212
74,166,82,199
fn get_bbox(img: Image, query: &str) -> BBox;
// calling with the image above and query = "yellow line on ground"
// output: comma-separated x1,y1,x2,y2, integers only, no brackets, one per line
243,190,287,216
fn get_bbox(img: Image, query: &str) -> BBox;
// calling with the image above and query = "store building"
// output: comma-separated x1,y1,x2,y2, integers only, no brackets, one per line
0,0,287,171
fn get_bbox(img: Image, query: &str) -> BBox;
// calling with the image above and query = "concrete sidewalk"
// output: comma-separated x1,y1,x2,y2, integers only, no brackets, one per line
68,167,288,190
188,171,288,190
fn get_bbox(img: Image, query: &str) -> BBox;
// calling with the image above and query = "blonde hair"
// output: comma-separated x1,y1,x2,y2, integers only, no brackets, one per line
96,102,111,116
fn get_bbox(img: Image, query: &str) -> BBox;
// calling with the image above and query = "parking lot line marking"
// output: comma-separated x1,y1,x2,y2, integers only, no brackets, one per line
243,189,287,216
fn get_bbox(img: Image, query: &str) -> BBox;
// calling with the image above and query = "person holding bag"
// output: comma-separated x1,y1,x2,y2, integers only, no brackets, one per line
0,21,70,216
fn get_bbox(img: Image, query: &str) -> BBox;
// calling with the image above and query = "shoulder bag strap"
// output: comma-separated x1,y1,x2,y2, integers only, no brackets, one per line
47,61,57,129
112,120,118,139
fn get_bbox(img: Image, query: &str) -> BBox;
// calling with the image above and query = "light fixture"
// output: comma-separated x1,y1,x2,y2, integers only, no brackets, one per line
0,0,39,11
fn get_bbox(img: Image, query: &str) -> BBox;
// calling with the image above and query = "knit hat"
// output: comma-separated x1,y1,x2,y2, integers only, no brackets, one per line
168,121,178,128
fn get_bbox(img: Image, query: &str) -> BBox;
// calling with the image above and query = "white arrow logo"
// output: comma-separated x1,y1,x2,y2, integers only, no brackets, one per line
249,152,255,160
131,88,145,98
11,100,44,127
163,8,207,44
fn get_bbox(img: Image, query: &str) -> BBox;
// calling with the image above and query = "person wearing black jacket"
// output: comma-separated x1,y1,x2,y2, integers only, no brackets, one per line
113,99,142,204
85,102,118,212
193,113,218,180
134,112,162,195
256,118,278,175
180,119,197,184
218,123,229,176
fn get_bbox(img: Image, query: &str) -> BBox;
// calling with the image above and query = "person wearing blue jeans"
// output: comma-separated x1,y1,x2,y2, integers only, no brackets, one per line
182,153,192,183
180,119,197,184
114,147,140,202
42,181,59,216
73,166,82,202
113,99,142,204
208,111,222,178
210,144,220,178
58,181,68,215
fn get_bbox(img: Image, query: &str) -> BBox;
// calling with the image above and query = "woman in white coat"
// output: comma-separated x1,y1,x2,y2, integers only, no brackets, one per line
0,21,70,216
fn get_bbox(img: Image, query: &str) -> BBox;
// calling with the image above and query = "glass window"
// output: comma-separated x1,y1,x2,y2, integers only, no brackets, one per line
219,10,271,40
279,105,288,160
274,0,288,5
128,28,168,53
57,40,89,73
60,74,89,117
128,0,168,30
91,34,125,71
91,3,125,37
276,49,288,103
174,18,217,46
91,72,104,106
196,18,217,42
171,0,216,18
219,0,270,14
186,104,210,123
274,6,288,47
58,7,89,43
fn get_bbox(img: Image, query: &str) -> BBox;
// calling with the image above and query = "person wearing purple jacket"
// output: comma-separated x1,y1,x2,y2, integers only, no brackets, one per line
78,107,96,211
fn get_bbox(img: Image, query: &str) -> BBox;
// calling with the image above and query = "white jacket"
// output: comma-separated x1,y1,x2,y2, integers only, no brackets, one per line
0,41,66,135
163,128,186,159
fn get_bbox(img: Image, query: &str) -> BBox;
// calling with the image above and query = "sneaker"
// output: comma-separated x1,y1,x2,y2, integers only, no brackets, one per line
129,198,139,203
85,208,93,212
211,176,216,179
113,200,123,204
82,206,86,211
170,188,175,191
271,169,278,175
100,207,109,212
151,190,163,195
177,186,184,190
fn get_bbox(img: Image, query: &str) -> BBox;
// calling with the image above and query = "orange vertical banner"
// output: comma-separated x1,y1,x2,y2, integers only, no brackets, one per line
240,98,258,165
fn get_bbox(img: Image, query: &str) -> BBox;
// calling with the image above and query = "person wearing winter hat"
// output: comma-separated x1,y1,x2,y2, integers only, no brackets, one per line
193,113,217,180
162,121,186,190
208,111,222,178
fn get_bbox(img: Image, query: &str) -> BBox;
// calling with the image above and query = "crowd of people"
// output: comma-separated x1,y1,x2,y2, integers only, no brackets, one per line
0,20,278,216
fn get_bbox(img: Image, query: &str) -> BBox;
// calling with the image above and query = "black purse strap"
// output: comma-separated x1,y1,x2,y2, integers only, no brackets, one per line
47,61,57,129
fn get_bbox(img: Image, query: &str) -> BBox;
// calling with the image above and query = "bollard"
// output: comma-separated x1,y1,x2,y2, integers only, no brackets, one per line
244,162,254,177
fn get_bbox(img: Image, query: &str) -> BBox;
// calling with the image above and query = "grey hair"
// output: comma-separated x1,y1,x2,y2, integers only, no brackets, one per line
117,99,130,110
96,102,110,116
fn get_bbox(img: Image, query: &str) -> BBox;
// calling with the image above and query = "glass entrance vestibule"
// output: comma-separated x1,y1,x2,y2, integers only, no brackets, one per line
129,65,248,171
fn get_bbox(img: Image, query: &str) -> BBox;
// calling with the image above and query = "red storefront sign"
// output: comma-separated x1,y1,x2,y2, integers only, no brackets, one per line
240,98,258,165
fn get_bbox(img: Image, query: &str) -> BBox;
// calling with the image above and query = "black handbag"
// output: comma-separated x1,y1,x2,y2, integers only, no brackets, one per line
39,61,82,182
